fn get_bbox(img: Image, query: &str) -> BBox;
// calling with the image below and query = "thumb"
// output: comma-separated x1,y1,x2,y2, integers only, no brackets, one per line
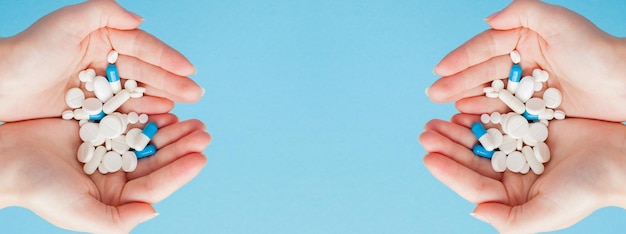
472,197,592,234
65,198,157,233
31,0,143,39
486,0,600,40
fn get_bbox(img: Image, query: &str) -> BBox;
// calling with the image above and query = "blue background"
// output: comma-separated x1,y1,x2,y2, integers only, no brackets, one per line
1,0,626,233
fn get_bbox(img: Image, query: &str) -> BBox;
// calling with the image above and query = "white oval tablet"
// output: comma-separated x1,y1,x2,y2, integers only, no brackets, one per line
514,76,535,103
522,146,544,175
103,89,130,114
94,76,114,103
483,87,495,94
98,162,109,174
499,90,525,114
124,79,138,92
505,115,529,139
82,98,103,115
83,146,106,175
139,114,149,124
499,135,517,154
491,79,504,91
480,114,490,124
527,123,548,143
554,110,566,120
99,115,124,139
525,98,546,115
491,151,507,172
85,81,95,92
134,87,146,94
77,142,95,163
62,110,74,120
509,50,521,64
127,112,139,124
533,142,551,163
107,50,119,64
490,112,501,124
506,151,526,172
79,70,92,82
486,91,499,98
79,122,101,143
543,88,562,108
65,87,85,109
487,128,503,149
122,151,138,172
519,161,530,174
103,151,123,172
125,128,142,148
85,68,96,78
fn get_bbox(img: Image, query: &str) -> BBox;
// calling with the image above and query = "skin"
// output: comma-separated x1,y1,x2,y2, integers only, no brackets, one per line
426,0,626,122
0,0,203,122
420,114,626,234
0,114,211,233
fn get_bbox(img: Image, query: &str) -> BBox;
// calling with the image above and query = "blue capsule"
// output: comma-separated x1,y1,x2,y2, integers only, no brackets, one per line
509,64,522,82
106,64,120,82
473,144,494,159
471,122,488,139
134,144,157,159
89,110,105,121
523,111,539,121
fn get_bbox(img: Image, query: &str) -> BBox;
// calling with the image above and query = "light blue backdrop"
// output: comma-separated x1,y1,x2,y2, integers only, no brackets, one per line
1,0,626,233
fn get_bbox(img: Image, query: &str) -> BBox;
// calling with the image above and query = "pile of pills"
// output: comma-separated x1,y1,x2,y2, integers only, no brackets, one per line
471,50,565,175
62,50,159,175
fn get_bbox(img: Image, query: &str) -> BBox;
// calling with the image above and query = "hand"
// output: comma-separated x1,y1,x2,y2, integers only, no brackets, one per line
419,114,626,233
0,115,211,233
427,0,626,122
0,0,203,122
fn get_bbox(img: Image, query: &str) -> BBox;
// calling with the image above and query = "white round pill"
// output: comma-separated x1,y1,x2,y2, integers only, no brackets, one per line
522,134,538,147
486,91,499,98
85,81,95,92
78,70,92,82
99,115,124,139
491,151,507,172
85,68,96,78
103,151,123,172
514,76,535,103
79,122,100,143
77,142,95,163
65,87,85,109
112,135,130,154
533,81,543,92
126,128,142,148
134,87,146,94
139,114,149,124
527,123,548,143
540,119,549,126
499,135,517,154
124,79,138,92
533,142,551,163
82,98,103,115
83,146,106,175
487,128,503,149
107,50,119,64
490,112,501,124
127,112,139,124
94,76,114,103
491,79,504,91
73,108,89,120
483,87,495,94
532,68,542,79
509,50,521,64
480,113,490,124
505,115,529,139
61,110,74,120
506,151,526,172
91,134,106,147
525,98,546,115
554,110,566,120
122,151,138,172
522,146,544,175
79,119,88,126
543,88,562,108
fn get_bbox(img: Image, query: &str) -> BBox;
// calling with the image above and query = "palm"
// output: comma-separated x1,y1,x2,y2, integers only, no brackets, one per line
3,115,210,233
420,115,622,233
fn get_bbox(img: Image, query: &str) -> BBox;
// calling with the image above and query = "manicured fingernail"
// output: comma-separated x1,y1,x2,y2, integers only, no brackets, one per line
129,11,144,21
200,87,206,97
425,87,430,97
192,66,198,76
470,212,490,224
485,11,501,21
140,213,159,223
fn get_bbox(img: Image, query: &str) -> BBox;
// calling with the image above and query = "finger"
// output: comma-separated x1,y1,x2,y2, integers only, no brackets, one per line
423,153,506,204
41,0,142,40
455,96,509,115
108,29,196,77
122,153,207,203
60,197,155,233
433,29,520,77
429,55,512,102
118,96,174,114
450,113,481,127
473,197,593,234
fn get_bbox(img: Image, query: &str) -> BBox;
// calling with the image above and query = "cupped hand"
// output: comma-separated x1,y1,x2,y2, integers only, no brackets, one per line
0,0,203,122
419,114,626,233
0,114,210,233
427,0,626,122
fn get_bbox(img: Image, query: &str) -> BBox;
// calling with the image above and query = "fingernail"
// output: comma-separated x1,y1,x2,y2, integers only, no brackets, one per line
200,87,206,97
425,87,430,97
140,213,159,223
192,66,198,76
470,212,490,224
485,11,501,21
432,68,438,75
129,11,144,22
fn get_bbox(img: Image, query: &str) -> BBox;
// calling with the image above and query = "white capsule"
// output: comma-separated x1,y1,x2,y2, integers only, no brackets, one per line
82,98,103,115
112,135,130,154
491,151,507,172
139,114,149,124
127,112,139,124
505,115,529,139
491,79,505,91
103,89,131,114
522,146,544,174
499,135,517,154
554,110,566,120
533,142,551,163
499,90,526,114
125,128,142,148
77,142,95,163
103,151,123,172
480,113,491,124
107,50,119,64
65,87,85,109
525,98,546,115
79,122,100,143
543,88,562,109
509,50,521,64
124,79,138,92
99,115,124,139
83,146,106,175
514,76,535,103
93,76,114,103
62,110,75,120
490,112,501,124
506,151,526,172
122,151,138,172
